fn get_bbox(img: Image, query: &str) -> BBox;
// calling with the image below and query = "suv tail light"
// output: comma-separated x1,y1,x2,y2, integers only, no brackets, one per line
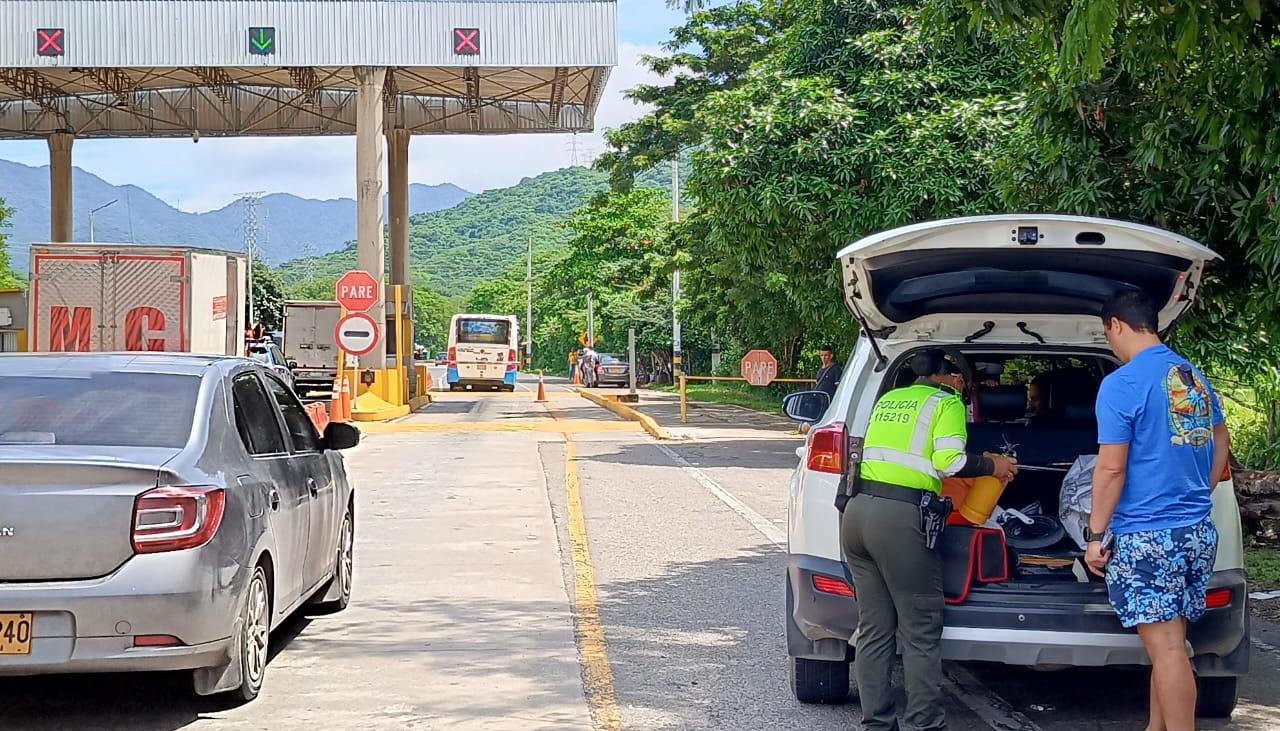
807,422,847,474
1205,588,1232,609
812,574,855,597
132,486,226,554
507,348,518,371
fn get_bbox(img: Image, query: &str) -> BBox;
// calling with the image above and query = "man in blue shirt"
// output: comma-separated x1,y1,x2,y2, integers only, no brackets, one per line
1085,290,1231,731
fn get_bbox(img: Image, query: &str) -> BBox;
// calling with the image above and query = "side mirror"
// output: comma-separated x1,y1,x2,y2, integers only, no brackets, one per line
783,390,831,423
286,360,298,370
323,422,361,451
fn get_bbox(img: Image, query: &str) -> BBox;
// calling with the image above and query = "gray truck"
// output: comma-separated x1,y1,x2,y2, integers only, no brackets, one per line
282,300,341,397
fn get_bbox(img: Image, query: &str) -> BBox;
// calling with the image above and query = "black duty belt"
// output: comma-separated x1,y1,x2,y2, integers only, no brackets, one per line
856,479,932,506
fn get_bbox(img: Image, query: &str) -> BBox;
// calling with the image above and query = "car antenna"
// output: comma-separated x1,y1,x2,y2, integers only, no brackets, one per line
853,311,890,371
964,321,996,343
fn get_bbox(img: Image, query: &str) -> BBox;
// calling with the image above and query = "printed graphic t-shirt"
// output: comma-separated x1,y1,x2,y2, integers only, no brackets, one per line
1095,344,1223,534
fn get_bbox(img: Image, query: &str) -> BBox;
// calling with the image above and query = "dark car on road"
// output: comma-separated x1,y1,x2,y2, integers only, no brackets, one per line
595,353,647,388
0,353,361,703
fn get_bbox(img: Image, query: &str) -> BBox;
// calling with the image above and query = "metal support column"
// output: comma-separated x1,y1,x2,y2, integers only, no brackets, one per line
48,133,74,242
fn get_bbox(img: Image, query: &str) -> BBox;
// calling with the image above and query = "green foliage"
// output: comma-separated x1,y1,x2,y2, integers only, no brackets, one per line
0,198,21,290
279,167,614,298
285,275,337,301
412,288,459,354
598,1,789,189
249,259,285,332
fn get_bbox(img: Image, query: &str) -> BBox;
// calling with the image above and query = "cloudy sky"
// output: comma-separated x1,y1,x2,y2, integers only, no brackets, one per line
0,0,687,212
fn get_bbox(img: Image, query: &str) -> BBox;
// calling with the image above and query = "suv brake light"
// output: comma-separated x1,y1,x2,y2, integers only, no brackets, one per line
812,574,855,597
807,422,847,474
132,486,225,554
1205,588,1232,609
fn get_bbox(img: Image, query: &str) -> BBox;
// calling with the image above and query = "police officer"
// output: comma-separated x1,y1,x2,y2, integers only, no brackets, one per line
842,349,1016,731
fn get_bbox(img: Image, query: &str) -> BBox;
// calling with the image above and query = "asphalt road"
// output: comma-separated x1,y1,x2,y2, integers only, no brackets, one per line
5,372,1280,729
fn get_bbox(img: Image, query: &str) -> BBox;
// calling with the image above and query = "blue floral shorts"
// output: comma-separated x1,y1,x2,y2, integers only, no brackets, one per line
1105,516,1218,629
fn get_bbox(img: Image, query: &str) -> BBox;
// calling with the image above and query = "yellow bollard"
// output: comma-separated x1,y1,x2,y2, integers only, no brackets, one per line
679,374,688,424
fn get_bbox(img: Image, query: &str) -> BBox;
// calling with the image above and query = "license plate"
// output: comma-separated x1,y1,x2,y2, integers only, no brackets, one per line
606,367,624,373
0,613,32,655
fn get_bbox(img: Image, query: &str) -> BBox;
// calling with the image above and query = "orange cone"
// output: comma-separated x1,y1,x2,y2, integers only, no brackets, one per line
330,377,343,421
339,374,353,421
536,370,548,402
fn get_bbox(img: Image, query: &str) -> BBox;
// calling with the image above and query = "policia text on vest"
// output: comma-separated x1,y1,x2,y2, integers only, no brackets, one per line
837,349,1017,731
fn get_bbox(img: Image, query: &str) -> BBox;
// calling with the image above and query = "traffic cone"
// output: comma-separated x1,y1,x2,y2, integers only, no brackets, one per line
572,367,581,386
339,375,353,421
330,377,343,422
536,371,548,402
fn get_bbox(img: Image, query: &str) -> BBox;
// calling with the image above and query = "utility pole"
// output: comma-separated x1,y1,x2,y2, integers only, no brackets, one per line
525,237,533,369
671,158,682,379
88,199,118,243
586,290,595,350
238,192,264,326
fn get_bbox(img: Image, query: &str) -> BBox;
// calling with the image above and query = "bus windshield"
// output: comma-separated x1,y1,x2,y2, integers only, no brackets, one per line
457,319,511,345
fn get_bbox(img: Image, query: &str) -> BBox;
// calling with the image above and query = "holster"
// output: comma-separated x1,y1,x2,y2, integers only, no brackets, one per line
919,492,953,550
833,436,865,514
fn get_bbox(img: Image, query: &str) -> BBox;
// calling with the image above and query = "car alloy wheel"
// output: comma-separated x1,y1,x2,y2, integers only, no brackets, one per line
337,512,354,601
244,570,270,688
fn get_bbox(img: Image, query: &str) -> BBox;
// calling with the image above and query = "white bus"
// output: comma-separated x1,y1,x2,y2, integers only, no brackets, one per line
446,314,519,391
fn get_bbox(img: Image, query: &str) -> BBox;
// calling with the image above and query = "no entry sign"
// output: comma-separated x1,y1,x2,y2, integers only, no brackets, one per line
335,312,379,356
335,270,379,312
741,349,778,387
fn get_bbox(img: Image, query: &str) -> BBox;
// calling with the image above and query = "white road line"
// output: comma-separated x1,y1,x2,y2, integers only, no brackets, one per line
944,666,1043,731
1252,637,1280,660
653,442,785,548
651,440,1038,731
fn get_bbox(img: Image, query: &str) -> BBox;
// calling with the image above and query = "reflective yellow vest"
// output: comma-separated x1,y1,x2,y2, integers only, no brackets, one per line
859,383,970,494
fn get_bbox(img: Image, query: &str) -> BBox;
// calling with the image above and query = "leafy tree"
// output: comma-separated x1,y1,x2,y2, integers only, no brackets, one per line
679,0,1021,366
249,259,285,332
0,198,22,290
598,1,790,189
413,288,459,354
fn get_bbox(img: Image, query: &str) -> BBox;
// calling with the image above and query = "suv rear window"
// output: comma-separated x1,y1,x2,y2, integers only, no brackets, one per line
0,372,199,448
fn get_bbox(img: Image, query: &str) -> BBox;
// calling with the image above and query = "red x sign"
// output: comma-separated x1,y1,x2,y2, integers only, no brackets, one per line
453,28,480,55
36,28,64,57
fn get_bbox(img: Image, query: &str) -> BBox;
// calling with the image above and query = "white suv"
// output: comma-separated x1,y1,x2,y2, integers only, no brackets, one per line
783,215,1248,718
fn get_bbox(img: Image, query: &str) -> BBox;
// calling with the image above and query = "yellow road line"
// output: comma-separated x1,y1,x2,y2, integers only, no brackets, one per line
548,398,622,730
357,419,640,434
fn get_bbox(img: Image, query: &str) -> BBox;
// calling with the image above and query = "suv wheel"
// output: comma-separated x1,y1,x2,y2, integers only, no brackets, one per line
790,656,850,704
1196,676,1238,719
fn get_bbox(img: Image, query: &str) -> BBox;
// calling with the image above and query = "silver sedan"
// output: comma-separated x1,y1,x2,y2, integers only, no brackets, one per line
0,353,360,703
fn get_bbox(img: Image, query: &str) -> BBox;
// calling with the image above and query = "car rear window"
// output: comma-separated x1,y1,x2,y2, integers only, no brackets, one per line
599,354,623,364
457,319,510,345
0,372,200,448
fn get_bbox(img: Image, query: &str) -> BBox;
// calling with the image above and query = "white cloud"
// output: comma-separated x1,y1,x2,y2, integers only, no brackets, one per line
0,43,669,212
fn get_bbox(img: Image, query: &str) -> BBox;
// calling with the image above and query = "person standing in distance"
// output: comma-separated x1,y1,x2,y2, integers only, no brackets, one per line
1085,290,1230,731
815,345,842,397
843,349,1017,731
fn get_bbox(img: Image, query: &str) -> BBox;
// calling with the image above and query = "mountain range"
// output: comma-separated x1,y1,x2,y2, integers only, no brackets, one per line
0,158,472,272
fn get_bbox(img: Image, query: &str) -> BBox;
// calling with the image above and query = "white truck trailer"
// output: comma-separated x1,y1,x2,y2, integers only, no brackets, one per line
282,300,342,396
28,244,247,355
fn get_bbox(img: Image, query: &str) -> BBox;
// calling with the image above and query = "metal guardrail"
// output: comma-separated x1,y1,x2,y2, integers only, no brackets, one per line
677,374,817,423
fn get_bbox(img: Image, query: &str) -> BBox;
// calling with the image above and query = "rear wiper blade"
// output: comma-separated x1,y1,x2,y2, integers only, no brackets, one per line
964,321,996,343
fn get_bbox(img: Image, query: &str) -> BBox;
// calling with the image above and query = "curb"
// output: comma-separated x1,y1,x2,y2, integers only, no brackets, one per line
578,389,672,440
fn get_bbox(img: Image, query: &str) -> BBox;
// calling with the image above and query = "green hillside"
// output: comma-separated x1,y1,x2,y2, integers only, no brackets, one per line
279,166,610,297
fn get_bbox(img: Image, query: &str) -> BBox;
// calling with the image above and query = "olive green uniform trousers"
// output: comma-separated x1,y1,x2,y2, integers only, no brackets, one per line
840,492,946,731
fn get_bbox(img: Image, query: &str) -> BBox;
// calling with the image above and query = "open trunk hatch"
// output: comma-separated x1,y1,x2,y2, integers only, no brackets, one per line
838,215,1218,333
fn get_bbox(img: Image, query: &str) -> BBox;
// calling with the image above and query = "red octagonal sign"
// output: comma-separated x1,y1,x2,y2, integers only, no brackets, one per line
741,349,778,387
335,270,379,312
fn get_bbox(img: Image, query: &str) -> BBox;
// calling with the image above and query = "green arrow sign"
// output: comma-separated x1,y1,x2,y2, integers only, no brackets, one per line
249,27,275,55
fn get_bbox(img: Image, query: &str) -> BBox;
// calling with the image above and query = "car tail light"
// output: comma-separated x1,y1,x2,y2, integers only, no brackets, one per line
507,348,518,371
807,422,847,474
132,485,226,554
134,634,184,647
596,365,605,373
812,574,855,597
447,347,457,366
1205,588,1232,609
